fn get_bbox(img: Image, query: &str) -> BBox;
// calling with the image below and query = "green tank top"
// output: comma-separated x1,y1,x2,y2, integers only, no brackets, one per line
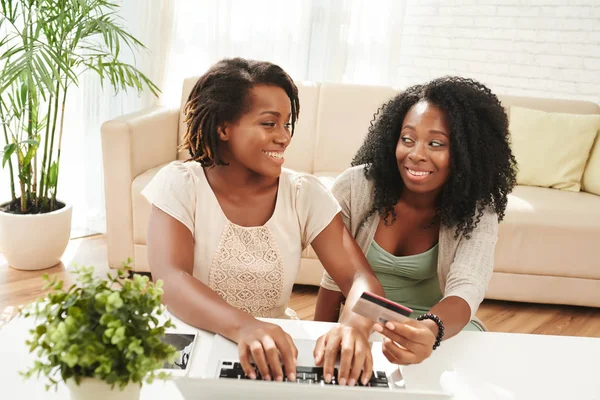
366,240,443,314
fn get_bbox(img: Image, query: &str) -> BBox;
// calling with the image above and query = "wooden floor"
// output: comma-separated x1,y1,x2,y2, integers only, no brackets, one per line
2,235,600,337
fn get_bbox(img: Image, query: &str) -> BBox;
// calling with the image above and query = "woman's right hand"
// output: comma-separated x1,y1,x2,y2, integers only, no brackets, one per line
234,319,298,382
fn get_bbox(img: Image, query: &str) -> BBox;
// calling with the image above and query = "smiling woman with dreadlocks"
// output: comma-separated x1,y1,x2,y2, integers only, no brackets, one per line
316,76,518,366
142,58,385,387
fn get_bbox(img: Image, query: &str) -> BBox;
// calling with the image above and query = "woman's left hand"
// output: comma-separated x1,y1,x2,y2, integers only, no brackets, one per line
373,319,436,365
313,324,373,386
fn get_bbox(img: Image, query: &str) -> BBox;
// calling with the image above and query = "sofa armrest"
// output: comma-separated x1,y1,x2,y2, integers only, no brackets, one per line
101,106,179,268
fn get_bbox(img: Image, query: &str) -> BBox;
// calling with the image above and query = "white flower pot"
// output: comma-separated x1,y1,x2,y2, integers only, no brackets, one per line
66,378,141,400
0,201,72,270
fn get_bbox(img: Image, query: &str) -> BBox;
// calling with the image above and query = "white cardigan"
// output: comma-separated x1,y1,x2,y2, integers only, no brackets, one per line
320,165,498,318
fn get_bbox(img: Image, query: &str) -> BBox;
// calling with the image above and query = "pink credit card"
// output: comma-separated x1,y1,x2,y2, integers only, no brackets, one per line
352,291,413,325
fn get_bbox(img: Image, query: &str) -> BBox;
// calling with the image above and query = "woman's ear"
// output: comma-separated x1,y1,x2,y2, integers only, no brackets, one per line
218,123,229,141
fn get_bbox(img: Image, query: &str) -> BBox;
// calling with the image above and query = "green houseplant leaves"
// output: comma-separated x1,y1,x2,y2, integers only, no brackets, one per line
20,263,178,391
0,0,160,214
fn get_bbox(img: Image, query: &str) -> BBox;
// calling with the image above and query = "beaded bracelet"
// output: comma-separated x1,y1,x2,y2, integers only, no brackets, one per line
416,313,445,350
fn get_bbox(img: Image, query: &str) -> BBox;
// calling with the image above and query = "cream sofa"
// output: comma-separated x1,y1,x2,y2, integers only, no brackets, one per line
101,78,600,308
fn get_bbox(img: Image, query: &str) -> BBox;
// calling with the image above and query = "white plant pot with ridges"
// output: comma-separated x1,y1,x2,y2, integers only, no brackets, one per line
0,202,72,270
66,378,141,400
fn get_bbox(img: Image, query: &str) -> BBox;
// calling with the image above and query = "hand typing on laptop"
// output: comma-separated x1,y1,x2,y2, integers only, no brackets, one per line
231,318,373,386
313,324,373,387
232,319,298,382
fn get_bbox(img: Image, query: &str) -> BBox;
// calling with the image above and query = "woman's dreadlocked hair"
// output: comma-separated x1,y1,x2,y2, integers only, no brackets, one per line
181,58,300,166
353,76,518,238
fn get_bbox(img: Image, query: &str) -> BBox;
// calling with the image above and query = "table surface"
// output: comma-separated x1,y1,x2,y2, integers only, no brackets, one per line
1,313,599,400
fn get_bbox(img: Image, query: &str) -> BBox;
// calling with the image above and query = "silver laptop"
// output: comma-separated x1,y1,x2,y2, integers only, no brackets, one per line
174,334,452,399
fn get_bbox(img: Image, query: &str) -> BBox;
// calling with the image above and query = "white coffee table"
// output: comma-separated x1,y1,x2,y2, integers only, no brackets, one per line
1,314,599,399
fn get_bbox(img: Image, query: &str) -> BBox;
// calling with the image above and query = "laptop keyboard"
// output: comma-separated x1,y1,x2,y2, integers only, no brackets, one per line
218,361,390,388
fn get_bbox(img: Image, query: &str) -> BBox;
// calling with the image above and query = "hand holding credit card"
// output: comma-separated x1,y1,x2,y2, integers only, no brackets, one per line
352,291,413,325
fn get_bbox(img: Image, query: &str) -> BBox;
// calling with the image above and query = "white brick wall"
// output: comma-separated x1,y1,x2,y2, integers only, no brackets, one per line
397,1,600,103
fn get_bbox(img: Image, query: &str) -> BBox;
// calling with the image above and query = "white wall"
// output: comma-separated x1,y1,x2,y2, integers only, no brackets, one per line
2,1,599,211
396,0,600,103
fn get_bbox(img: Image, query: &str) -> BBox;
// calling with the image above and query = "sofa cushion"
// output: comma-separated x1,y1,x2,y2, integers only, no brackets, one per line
304,181,600,281
582,132,600,196
312,172,337,190
284,82,321,173
508,106,600,192
313,83,399,174
495,185,600,279
132,164,168,245
301,172,339,260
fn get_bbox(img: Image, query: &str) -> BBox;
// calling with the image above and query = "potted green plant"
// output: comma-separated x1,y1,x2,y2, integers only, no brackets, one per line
20,264,178,400
0,0,159,270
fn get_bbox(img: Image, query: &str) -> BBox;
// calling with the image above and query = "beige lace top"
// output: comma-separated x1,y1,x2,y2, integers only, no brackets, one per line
143,161,341,319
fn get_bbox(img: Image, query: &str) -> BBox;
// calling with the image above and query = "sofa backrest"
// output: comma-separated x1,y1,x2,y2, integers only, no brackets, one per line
178,77,600,174
499,95,600,117
310,83,399,175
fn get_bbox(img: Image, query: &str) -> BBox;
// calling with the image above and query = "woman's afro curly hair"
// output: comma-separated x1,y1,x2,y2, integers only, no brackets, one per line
353,76,518,237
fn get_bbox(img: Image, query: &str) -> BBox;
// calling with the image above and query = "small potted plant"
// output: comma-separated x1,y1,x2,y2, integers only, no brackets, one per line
20,264,178,400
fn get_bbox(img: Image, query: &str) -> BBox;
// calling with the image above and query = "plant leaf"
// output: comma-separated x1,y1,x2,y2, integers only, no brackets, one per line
2,143,17,167
20,138,39,146
48,161,58,189
22,140,39,167
20,80,27,106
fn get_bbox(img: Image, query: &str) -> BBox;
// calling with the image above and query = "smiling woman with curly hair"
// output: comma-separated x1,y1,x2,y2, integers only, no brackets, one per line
315,76,518,366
